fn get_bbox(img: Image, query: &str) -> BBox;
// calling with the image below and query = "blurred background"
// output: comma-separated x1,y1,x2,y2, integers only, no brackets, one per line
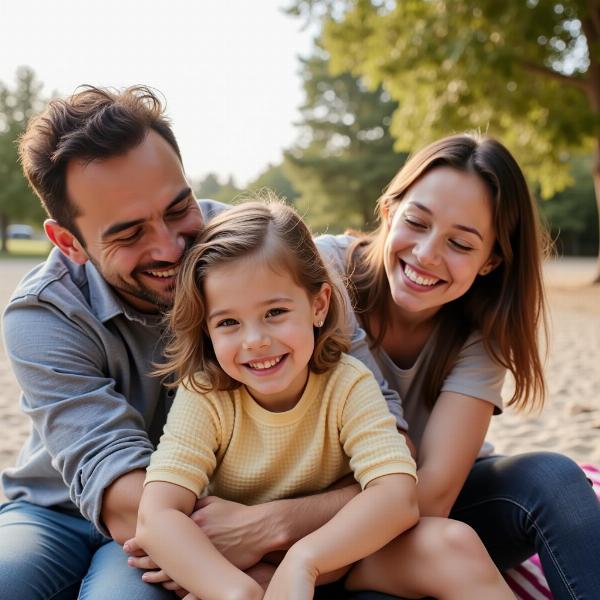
0,0,598,278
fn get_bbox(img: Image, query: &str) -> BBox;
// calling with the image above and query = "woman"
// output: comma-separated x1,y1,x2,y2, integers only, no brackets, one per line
318,134,600,600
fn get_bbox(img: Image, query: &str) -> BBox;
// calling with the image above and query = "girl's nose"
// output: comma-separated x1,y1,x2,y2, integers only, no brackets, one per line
242,328,271,351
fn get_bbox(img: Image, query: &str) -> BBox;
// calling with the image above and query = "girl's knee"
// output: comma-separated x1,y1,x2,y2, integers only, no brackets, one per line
436,519,484,557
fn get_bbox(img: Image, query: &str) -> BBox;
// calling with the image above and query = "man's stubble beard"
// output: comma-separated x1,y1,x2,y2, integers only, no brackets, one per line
86,258,179,313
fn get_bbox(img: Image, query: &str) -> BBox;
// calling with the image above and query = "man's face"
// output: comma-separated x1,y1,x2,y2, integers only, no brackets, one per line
65,130,204,312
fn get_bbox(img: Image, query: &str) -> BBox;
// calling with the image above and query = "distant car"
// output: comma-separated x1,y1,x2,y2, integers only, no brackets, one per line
7,224,34,239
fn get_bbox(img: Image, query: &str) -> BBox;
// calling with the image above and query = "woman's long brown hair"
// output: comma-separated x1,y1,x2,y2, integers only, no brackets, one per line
347,134,549,411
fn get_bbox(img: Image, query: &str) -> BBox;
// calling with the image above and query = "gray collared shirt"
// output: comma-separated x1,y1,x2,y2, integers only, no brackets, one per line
1,199,225,535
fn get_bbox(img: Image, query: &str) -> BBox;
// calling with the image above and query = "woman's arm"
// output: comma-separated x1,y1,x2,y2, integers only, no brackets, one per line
136,481,263,600
416,392,494,517
264,474,419,600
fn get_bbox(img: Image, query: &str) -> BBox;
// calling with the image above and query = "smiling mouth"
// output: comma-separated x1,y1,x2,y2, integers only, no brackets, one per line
401,261,445,287
245,354,287,371
142,266,179,279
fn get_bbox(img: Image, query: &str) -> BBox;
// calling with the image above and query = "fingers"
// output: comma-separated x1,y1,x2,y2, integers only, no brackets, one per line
128,555,159,570
122,538,146,557
194,495,214,510
141,569,171,584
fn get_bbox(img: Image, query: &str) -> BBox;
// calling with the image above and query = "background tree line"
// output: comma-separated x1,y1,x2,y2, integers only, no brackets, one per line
1,1,599,265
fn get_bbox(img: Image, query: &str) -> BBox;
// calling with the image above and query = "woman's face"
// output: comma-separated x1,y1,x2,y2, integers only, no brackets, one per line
383,166,499,320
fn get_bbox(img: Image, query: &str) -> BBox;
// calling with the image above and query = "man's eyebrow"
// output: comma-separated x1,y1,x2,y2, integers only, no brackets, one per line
101,187,192,240
410,201,483,241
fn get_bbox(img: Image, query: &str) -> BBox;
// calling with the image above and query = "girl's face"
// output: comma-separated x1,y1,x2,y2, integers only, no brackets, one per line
383,167,500,320
204,256,330,412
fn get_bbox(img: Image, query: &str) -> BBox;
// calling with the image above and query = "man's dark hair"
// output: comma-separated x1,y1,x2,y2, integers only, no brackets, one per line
19,85,182,241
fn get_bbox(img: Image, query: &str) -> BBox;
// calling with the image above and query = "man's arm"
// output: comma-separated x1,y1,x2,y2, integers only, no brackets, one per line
4,300,155,536
189,483,360,567
101,470,146,544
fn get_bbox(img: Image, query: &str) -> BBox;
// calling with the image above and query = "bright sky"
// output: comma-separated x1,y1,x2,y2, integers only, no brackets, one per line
0,0,314,185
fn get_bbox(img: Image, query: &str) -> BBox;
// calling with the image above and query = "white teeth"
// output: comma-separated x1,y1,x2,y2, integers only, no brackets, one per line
147,267,178,278
247,356,284,370
403,263,439,287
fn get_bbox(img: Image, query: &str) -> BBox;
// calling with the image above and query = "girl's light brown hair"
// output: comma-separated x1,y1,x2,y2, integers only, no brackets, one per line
158,198,350,393
348,134,548,411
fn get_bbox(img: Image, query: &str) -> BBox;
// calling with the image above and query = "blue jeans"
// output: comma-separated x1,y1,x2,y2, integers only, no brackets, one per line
0,500,175,599
344,452,600,600
2,453,599,600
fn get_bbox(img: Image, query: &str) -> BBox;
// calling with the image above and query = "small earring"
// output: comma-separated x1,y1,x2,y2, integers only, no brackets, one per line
315,320,324,328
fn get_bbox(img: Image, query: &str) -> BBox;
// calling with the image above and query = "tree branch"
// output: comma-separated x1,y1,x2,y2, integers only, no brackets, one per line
587,0,600,40
517,59,590,92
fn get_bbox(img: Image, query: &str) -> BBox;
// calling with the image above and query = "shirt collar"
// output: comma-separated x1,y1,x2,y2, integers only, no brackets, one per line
85,260,164,327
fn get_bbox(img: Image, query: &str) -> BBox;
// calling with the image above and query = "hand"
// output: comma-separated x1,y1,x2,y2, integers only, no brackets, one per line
263,549,317,600
123,537,188,596
191,496,279,569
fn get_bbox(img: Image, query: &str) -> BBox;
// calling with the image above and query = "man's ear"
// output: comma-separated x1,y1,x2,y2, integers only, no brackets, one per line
44,219,88,265
478,254,502,276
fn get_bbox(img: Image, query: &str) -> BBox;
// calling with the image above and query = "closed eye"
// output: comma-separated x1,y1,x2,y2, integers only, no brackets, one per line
116,229,143,244
166,200,191,219
449,239,474,252
403,216,426,229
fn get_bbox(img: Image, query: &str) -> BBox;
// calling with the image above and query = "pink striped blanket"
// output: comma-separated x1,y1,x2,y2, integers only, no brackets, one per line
504,464,600,599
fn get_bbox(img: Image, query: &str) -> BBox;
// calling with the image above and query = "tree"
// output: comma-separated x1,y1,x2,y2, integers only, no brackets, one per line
193,173,244,205
539,156,598,255
288,0,600,280
284,43,406,233
0,67,46,251
247,163,300,205
194,173,222,199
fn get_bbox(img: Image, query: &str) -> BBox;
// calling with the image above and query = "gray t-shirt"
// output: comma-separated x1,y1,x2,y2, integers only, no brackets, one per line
316,234,506,455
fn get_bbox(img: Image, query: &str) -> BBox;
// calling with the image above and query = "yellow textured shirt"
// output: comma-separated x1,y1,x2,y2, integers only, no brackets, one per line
146,354,416,504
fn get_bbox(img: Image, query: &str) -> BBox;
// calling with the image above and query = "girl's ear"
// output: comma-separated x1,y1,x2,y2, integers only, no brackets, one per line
479,254,502,276
44,219,89,265
313,282,332,326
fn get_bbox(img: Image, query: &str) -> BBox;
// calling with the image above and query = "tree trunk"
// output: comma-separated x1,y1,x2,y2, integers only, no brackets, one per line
592,142,600,284
0,212,7,254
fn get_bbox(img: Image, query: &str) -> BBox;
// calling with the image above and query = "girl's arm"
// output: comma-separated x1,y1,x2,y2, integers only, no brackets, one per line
136,481,263,600
264,473,418,600
417,391,494,517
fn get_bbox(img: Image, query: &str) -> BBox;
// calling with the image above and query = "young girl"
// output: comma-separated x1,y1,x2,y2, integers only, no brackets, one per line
135,200,515,600
317,133,600,599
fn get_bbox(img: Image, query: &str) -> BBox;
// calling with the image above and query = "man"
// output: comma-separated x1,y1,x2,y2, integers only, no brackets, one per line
0,86,401,599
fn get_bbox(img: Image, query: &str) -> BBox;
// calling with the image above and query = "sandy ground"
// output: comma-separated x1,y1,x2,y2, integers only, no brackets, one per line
0,256,599,503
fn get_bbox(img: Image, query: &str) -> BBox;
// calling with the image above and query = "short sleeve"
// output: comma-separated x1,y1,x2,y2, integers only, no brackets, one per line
441,332,506,414
338,366,416,489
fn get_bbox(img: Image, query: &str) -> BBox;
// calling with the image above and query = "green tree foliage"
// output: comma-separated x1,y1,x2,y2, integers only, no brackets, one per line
284,43,406,233
539,155,598,255
247,163,300,204
0,67,46,251
194,165,299,206
288,0,600,279
194,173,243,204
